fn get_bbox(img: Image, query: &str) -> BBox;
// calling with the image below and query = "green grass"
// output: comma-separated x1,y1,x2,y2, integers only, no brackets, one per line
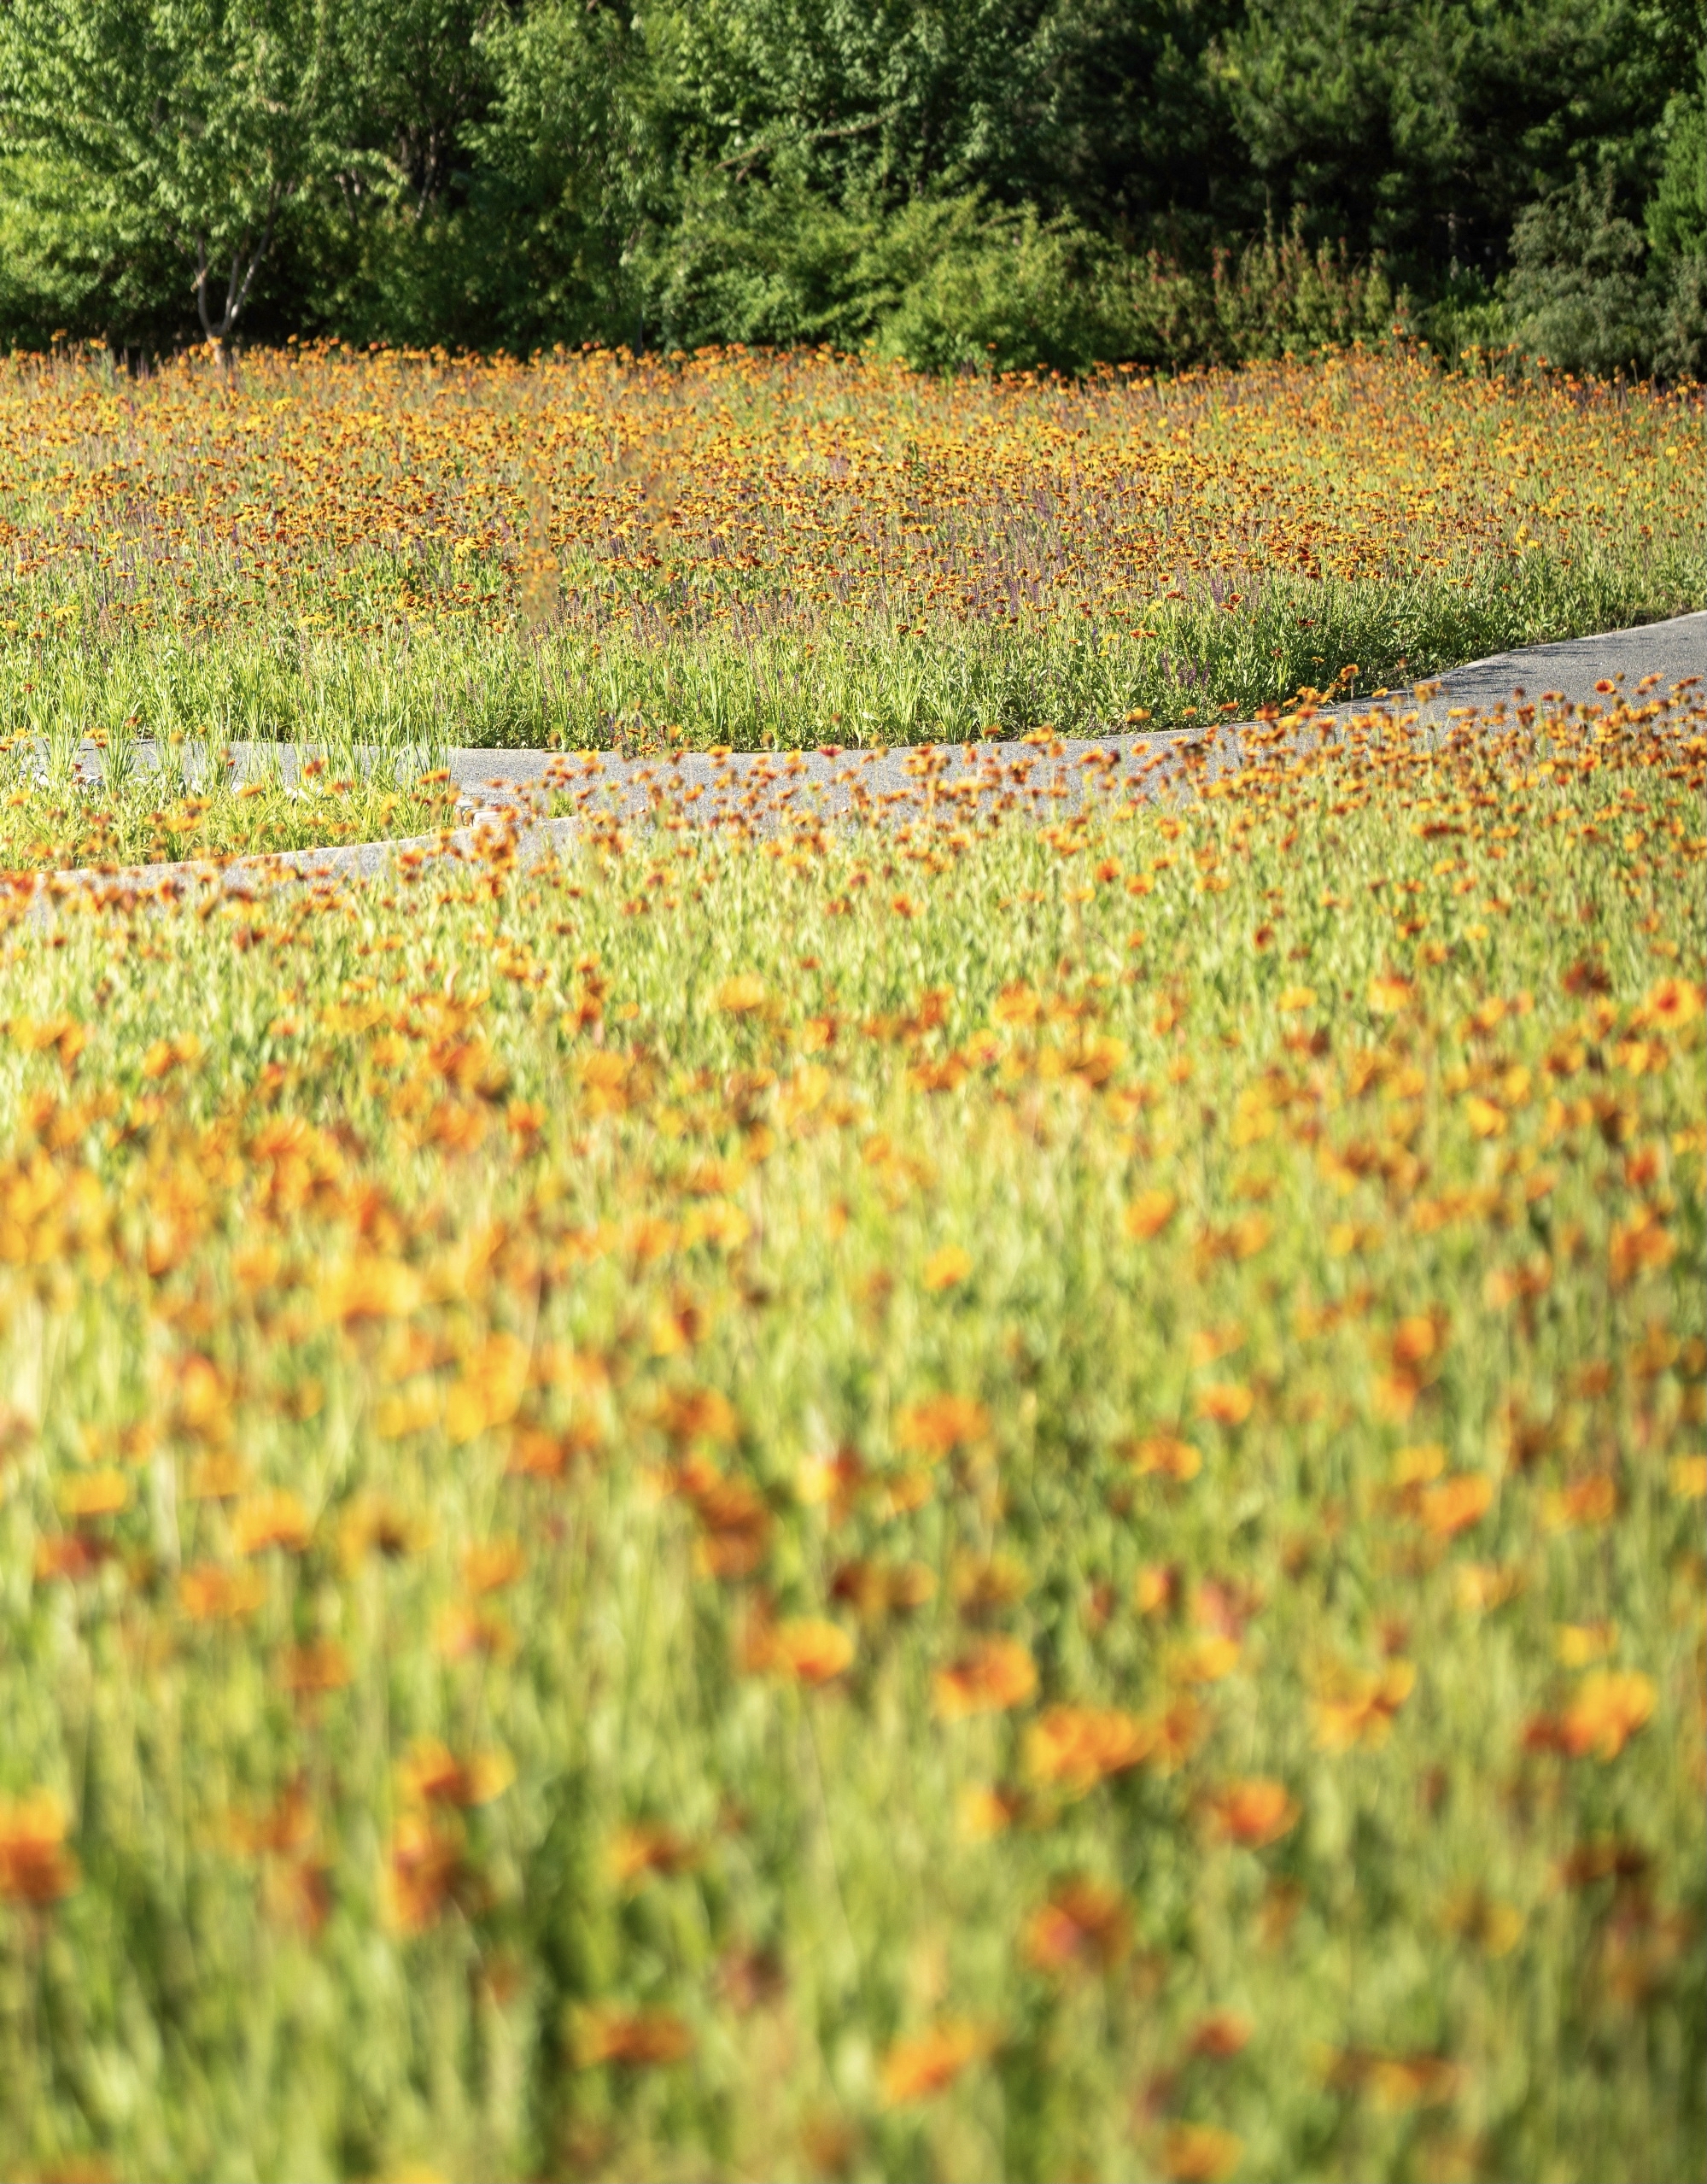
0,684,1701,2181
3,553,1702,758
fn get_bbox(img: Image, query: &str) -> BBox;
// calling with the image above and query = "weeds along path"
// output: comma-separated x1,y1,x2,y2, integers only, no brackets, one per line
20,609,1704,906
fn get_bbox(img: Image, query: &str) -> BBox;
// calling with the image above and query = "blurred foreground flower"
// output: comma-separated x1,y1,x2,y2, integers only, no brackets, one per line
880,2019,993,2105
894,1393,991,1460
1527,1671,1657,1759
0,1791,79,1906
934,1636,1038,1719
922,1244,973,1291
1312,1660,1416,1751
1204,1777,1299,1847
1323,2046,1463,2111
572,2005,696,2067
399,1738,515,1807
1160,2122,1244,2182
1022,1877,1129,1974
1026,1704,1155,1794
743,1613,855,1685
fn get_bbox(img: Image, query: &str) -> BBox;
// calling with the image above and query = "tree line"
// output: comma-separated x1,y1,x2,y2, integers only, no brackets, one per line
1,0,1702,377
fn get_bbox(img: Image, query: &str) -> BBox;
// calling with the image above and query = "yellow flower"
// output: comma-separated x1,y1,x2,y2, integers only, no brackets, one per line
922,1244,973,1291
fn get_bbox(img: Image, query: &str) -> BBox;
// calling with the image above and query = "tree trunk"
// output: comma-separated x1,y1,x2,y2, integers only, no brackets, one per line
192,196,279,356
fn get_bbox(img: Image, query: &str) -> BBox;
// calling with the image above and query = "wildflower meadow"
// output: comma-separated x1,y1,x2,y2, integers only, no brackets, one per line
2,343,1702,774
0,346,1703,2184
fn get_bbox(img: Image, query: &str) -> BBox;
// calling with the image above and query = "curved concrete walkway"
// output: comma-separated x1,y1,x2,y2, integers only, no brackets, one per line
20,607,1704,902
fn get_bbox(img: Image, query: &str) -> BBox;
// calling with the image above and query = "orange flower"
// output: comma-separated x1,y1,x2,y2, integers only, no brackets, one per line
1025,1704,1155,1794
922,1244,973,1291
1160,2123,1245,2182
1669,1455,1707,1500
1541,1475,1618,1531
746,1616,856,1685
830,1557,938,1619
894,1393,990,1459
383,1812,465,1934
1134,1563,1180,1616
399,1738,516,1806
434,1602,517,1660
1367,974,1415,1014
1022,1877,1129,1973
1170,1634,1241,1683
1390,1443,1445,1489
185,1450,248,1502
1125,1187,1178,1240
956,1784,1028,1841
1553,1620,1617,1667
1645,976,1703,1028
1418,1472,1494,1537
321,1254,424,1324
608,1823,701,1886
340,1493,424,1563
1204,1777,1299,1847
572,2005,696,2067
277,1640,353,1695
1324,2048,1463,2111
880,2020,991,2105
1558,1670,1657,1759
56,1468,130,1519
951,1551,1029,1618
0,1790,79,1906
993,983,1042,1025
231,1490,312,1556
1123,1434,1201,1482
796,1447,868,1518
1195,1383,1254,1427
178,1563,265,1622
33,1533,113,1584
1609,1211,1675,1285
1456,1562,1524,1613
687,1473,774,1580
1189,2011,1254,2059
935,1636,1038,1719
652,1385,740,1447
462,1538,527,1593
1312,1660,1416,1751
1151,1695,1207,1772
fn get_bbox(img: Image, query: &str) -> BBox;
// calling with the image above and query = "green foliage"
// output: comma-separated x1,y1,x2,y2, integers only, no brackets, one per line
0,0,1700,376
1219,0,1699,291
1507,172,1665,379
0,0,365,348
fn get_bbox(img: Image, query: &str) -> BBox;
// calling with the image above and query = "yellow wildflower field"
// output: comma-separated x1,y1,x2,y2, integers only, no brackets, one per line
0,677,1701,2180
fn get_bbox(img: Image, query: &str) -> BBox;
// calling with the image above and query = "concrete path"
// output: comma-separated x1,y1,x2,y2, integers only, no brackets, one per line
17,606,1704,904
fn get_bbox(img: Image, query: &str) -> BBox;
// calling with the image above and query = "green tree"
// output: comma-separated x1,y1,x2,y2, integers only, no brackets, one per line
0,0,359,350
1218,0,1700,289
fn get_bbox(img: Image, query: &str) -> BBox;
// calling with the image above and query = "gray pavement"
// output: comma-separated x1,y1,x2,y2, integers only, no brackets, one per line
15,606,1704,905
1427,608,1704,715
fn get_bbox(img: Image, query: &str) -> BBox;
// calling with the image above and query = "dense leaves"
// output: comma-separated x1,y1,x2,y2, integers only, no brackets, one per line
1,0,1702,372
